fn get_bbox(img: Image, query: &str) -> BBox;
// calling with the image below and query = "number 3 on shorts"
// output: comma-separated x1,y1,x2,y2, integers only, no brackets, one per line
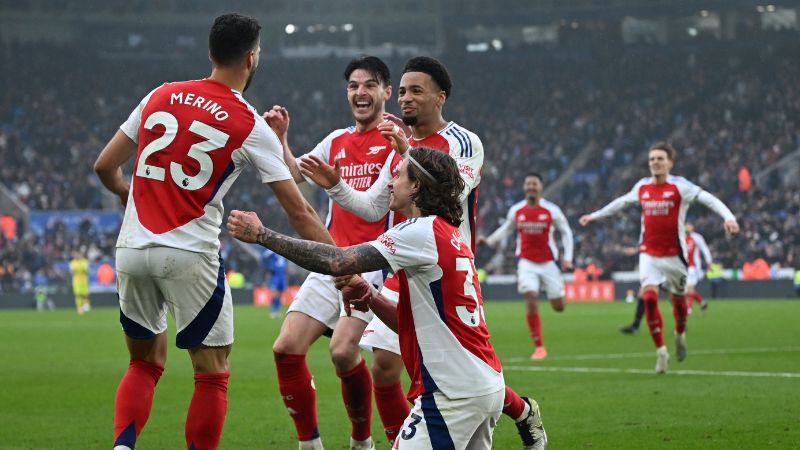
401,413,423,440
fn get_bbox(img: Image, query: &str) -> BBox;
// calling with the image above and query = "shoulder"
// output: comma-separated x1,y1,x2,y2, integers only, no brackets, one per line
509,200,527,214
441,122,482,157
539,198,563,214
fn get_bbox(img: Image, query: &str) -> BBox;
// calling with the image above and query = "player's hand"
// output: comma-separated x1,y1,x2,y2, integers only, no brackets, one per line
724,220,740,235
579,215,593,226
476,235,488,246
226,210,266,243
263,105,290,141
382,113,413,137
562,261,573,271
298,155,341,189
377,119,409,155
337,275,373,314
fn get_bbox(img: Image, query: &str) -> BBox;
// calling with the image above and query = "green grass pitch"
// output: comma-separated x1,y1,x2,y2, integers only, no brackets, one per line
1,299,798,449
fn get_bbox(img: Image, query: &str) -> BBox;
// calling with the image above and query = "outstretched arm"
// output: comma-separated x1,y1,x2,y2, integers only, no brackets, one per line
695,190,739,234
301,154,393,222
263,106,305,183
580,186,640,225
227,210,389,275
483,207,516,246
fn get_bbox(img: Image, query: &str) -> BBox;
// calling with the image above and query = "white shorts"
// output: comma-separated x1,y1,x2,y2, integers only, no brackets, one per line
288,270,385,330
393,388,504,450
687,266,703,288
639,253,688,295
116,247,233,349
517,259,565,299
360,287,401,355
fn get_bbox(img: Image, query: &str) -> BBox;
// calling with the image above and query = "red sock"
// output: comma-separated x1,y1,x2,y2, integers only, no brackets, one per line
114,360,164,448
692,291,704,305
274,352,319,441
186,372,229,450
670,294,688,334
526,313,544,347
374,382,410,444
337,359,373,441
642,290,664,348
502,386,526,420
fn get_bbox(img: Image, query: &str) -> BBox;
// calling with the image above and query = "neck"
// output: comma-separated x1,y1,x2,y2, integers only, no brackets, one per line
208,67,247,93
355,112,385,133
653,173,669,184
526,196,540,207
411,116,448,140
401,204,423,219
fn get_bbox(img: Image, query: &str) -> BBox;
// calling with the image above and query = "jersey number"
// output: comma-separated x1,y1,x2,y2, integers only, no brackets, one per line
136,111,230,190
455,256,484,327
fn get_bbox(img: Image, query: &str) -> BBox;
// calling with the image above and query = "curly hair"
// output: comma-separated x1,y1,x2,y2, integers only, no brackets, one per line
406,147,465,227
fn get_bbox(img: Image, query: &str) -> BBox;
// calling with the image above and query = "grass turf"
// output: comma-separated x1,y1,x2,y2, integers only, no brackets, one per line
0,299,798,449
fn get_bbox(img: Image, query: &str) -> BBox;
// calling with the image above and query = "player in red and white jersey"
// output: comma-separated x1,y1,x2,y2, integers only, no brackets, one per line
477,172,574,360
684,222,713,315
260,56,404,450
94,15,334,450
228,147,540,449
580,142,739,373
300,57,546,450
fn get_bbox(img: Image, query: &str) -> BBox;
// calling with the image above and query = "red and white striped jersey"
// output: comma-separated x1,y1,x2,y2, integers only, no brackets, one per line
117,79,291,253
325,121,484,250
589,175,735,259
369,216,504,401
485,198,573,264
304,127,400,246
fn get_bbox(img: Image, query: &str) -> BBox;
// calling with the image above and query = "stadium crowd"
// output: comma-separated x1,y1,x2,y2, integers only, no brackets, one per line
0,39,797,292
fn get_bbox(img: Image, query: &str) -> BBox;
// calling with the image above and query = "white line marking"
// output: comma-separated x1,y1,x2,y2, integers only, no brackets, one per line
504,346,800,363
504,365,800,378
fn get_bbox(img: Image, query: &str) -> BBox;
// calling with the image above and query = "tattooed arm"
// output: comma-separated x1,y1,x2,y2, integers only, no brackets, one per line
227,210,390,275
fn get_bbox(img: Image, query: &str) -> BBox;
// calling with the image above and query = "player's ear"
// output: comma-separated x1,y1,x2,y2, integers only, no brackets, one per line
384,85,392,101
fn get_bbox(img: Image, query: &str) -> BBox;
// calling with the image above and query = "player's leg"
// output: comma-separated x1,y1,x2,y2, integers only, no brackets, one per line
663,259,689,362
372,348,408,445
274,273,340,448
270,289,283,319
639,254,668,372
114,248,169,450
620,295,645,334
518,260,545,359
185,345,232,450
153,248,235,450
362,311,409,446
464,389,505,450
503,386,548,449
330,314,373,448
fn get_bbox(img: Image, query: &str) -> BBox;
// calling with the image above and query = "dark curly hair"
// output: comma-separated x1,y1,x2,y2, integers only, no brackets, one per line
406,147,464,227
403,56,452,99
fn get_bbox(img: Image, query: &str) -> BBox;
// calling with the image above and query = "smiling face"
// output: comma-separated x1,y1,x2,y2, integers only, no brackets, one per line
388,159,418,215
347,68,391,127
397,71,445,127
523,175,543,202
648,149,674,178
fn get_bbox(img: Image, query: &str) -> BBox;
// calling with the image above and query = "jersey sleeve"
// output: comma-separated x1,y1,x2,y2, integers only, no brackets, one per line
300,129,342,183
695,190,736,222
589,179,643,220
324,150,395,221
453,133,484,200
239,116,293,184
119,86,160,143
367,218,437,274
551,204,575,263
485,203,518,246
675,176,703,202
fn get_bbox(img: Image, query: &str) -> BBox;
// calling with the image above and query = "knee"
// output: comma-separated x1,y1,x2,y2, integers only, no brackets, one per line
371,355,403,385
330,341,360,373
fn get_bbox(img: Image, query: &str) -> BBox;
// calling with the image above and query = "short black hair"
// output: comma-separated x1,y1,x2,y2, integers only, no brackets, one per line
525,172,544,183
344,55,391,87
209,13,261,67
403,56,452,99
